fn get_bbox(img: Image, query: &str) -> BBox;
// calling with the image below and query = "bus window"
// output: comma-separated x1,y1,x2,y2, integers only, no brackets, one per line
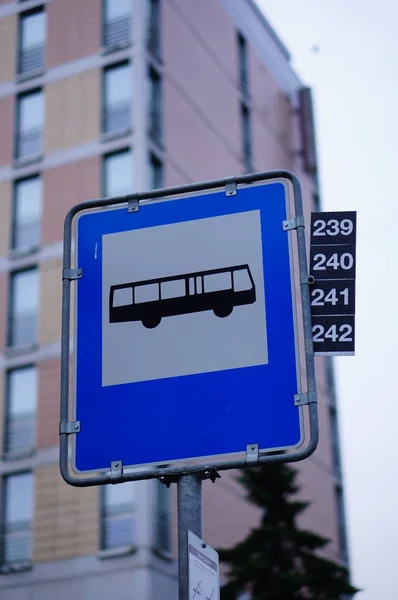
196,276,203,294
233,267,252,291
189,277,195,295
161,278,186,299
134,283,159,304
204,271,232,293
112,287,133,307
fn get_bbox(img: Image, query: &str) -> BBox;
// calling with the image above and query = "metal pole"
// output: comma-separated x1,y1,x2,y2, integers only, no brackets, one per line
177,475,203,600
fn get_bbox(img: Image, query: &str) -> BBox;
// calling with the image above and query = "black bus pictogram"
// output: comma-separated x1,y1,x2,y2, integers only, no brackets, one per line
109,264,256,329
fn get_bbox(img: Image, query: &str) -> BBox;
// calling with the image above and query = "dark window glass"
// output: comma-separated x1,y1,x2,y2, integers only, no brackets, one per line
335,486,349,563
103,0,131,49
241,103,252,171
149,154,163,189
4,367,36,455
0,473,33,567
101,482,135,549
16,90,43,160
148,68,162,144
237,32,248,94
104,149,133,197
330,407,342,478
12,176,41,250
147,0,161,57
103,62,132,134
8,269,39,347
155,479,170,552
18,9,45,75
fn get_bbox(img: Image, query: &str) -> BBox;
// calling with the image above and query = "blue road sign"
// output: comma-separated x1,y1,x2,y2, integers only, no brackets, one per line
71,179,305,474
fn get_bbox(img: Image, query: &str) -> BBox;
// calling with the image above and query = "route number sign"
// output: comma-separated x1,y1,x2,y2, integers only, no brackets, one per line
309,211,357,355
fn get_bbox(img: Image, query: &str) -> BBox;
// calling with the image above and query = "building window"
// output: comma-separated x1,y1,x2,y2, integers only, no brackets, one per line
237,32,248,95
330,407,342,478
12,176,42,251
154,479,170,552
4,367,36,456
103,62,132,135
148,68,162,145
147,0,161,57
8,268,39,348
149,154,163,189
101,482,136,550
335,485,349,563
0,473,34,569
241,103,252,172
16,90,44,160
18,8,46,76
103,0,131,49
104,149,133,197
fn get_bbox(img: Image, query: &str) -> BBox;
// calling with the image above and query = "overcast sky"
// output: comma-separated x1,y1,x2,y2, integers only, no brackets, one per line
256,1,398,598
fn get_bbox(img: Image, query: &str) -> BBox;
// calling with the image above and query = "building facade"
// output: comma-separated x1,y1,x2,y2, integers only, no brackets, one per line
0,0,349,598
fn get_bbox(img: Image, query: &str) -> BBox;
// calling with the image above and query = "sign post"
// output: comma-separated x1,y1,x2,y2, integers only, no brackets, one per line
59,170,319,600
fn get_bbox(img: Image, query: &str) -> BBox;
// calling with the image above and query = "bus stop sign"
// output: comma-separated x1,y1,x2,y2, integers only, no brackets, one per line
60,172,318,482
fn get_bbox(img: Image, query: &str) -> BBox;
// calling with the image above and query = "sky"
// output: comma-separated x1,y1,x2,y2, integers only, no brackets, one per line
256,1,398,599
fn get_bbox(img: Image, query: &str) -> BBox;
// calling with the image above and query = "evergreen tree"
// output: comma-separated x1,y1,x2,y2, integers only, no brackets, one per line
218,463,359,600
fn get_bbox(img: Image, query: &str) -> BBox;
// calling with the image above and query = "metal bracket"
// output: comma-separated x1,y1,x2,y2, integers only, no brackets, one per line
294,391,318,406
282,216,305,231
62,268,82,281
301,275,315,285
110,461,123,483
225,178,237,197
59,421,80,434
128,198,139,213
246,444,259,466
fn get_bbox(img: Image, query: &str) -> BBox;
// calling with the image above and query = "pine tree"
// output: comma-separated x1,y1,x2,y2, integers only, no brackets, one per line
218,463,359,600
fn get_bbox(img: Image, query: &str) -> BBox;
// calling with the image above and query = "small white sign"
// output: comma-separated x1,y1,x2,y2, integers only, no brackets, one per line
188,531,220,600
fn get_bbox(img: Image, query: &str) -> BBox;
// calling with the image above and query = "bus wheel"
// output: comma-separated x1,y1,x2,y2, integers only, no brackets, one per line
213,305,233,318
142,316,161,329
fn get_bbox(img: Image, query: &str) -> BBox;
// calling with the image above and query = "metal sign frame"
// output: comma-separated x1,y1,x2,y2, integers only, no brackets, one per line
59,170,318,487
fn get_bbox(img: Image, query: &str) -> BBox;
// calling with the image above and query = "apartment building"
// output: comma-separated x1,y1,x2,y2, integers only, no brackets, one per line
0,1,349,598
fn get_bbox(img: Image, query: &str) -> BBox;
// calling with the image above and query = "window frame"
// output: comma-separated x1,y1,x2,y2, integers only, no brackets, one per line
7,267,39,349
0,471,34,571
15,88,44,162
11,174,42,254
17,6,46,77
4,365,37,458
99,483,136,552
102,148,132,197
102,61,132,136
102,0,131,51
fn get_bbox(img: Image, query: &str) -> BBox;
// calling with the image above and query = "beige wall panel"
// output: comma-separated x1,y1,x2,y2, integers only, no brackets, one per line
44,69,100,154
42,156,100,245
39,258,62,347
0,180,11,257
0,14,16,82
37,358,60,449
0,96,14,166
47,0,101,68
33,464,99,563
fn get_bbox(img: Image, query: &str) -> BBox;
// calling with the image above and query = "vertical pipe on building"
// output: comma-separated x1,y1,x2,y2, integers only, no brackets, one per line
177,475,203,600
